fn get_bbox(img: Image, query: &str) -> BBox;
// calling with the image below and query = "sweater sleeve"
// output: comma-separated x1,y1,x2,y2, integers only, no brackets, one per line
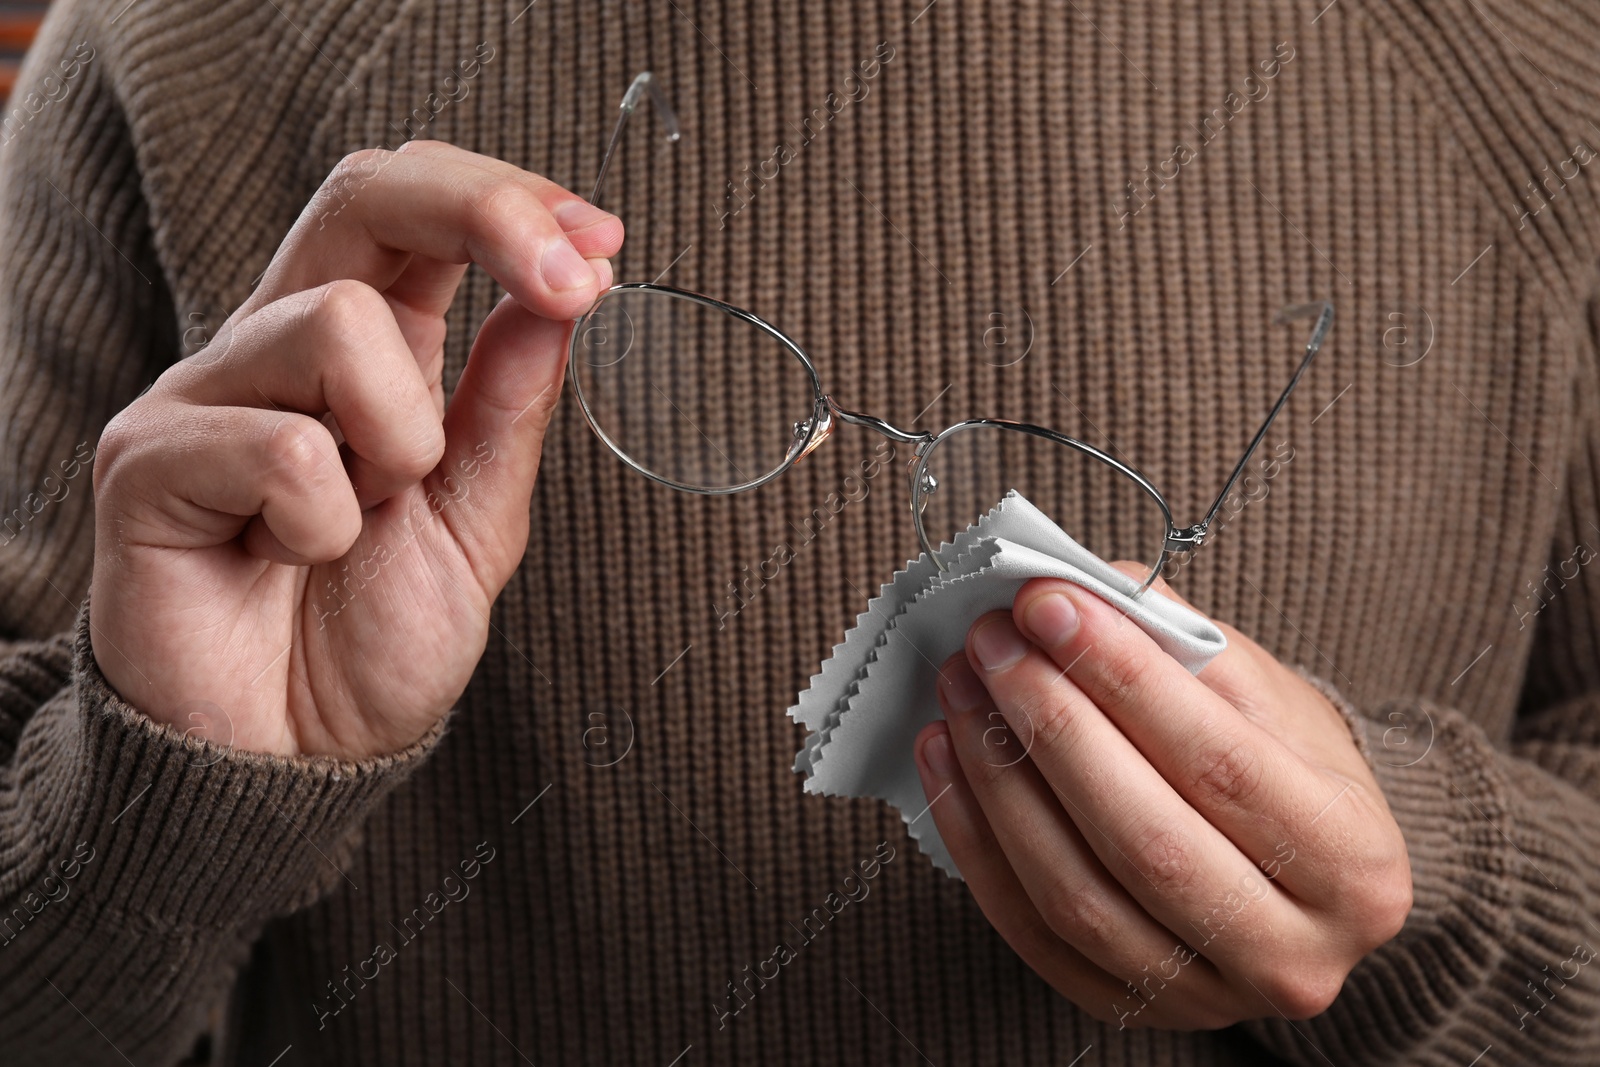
0,606,446,1064
1241,303,1600,1065
0,6,445,1064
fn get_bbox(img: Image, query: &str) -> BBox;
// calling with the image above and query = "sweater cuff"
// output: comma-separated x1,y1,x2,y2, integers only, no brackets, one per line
29,600,447,931
1292,665,1375,765
1247,678,1522,1063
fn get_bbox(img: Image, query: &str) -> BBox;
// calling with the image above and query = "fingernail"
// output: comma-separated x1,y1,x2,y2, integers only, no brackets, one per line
971,617,1028,672
553,199,615,232
923,730,959,781
938,657,988,714
541,238,595,292
1024,592,1080,649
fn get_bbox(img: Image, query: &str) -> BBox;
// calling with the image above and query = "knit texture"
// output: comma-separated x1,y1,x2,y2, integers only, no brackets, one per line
3,0,1600,1063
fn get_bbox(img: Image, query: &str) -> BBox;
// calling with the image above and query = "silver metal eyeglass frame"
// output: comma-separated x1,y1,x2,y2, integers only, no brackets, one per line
567,72,1335,593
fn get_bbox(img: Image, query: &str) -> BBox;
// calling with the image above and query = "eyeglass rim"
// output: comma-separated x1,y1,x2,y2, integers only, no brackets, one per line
568,283,1180,584
907,418,1177,590
566,282,827,496
576,71,1335,590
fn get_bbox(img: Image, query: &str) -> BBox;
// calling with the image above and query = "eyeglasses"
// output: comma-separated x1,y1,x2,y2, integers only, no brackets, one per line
567,73,1334,593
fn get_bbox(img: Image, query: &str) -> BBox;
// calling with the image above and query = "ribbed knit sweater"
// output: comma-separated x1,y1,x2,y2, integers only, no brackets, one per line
4,0,1600,1063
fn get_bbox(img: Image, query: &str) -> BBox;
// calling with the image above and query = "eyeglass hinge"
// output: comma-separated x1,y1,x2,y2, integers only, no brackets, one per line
1166,523,1207,552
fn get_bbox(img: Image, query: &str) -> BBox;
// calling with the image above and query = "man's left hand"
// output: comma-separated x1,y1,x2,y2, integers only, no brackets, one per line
913,569,1412,1029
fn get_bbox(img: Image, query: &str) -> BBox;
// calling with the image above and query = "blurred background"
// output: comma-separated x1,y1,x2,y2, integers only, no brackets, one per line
0,1,50,100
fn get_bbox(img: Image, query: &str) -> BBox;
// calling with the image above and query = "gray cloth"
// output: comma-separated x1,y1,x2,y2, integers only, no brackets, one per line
790,491,1227,877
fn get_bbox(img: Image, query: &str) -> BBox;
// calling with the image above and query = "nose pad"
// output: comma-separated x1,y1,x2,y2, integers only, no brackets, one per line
792,406,834,462
917,468,939,495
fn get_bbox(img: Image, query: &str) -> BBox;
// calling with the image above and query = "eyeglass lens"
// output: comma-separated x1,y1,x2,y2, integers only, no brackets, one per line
575,287,1173,578
913,422,1171,582
571,286,819,492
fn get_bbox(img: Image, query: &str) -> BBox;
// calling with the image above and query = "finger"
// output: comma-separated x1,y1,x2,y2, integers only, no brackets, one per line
395,139,618,289
1011,578,1339,868
425,293,569,589
966,611,1317,973
248,144,624,324
99,403,361,564
935,652,1231,997
1108,560,1271,704
911,722,1156,1028
167,280,445,510
396,139,620,254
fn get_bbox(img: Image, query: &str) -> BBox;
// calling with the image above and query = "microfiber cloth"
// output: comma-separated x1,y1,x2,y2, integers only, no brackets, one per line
789,491,1228,878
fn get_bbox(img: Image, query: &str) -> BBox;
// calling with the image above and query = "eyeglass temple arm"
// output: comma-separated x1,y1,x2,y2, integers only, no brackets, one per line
1169,300,1335,552
589,72,681,206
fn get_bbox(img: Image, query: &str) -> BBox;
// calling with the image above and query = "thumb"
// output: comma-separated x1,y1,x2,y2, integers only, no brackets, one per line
431,293,571,586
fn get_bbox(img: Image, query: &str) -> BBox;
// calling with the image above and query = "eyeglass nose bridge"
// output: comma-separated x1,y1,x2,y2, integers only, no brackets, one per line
787,396,936,481
820,395,936,446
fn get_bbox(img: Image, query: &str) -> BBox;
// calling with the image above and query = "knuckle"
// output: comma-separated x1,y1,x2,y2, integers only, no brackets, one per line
1009,907,1062,958
306,278,387,341
1373,874,1414,944
968,744,1014,788
325,148,386,193
472,177,539,234
1256,966,1344,1020
92,406,149,494
1036,877,1119,958
1024,693,1082,755
316,149,389,216
1187,738,1263,812
1344,863,1413,948
398,425,447,479
1088,642,1145,713
95,407,141,469
261,415,336,493
1320,788,1414,947
1125,824,1198,896
969,709,1035,781
374,403,446,479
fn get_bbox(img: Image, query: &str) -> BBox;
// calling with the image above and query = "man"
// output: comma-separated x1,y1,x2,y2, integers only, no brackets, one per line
0,0,1597,1063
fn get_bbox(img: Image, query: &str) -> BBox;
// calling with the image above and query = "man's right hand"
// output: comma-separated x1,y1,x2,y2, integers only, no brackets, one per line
87,141,622,760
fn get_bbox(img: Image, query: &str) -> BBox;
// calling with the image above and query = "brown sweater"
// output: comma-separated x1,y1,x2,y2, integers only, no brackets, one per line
3,0,1600,1063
